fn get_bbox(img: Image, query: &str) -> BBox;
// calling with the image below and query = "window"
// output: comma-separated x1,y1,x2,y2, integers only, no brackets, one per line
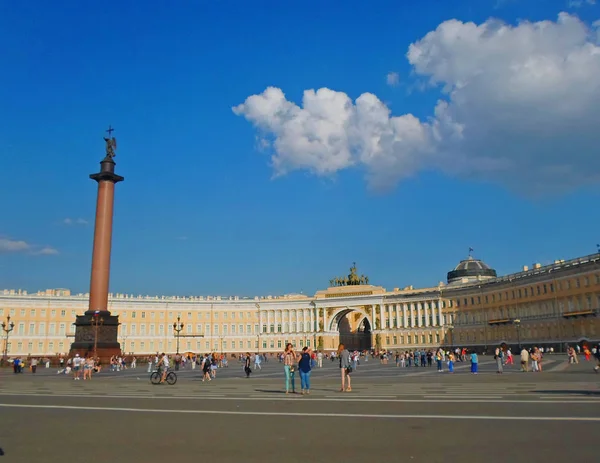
51,310,56,317
141,312,146,319
255,324,259,334
277,340,282,348
393,336,397,344
231,312,235,319
61,310,66,317
48,323,55,335
59,323,65,335
28,323,35,335
132,312,136,319
240,324,244,334
223,325,228,335
30,309,36,316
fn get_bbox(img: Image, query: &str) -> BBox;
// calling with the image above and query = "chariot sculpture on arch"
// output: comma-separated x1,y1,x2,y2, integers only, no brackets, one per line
330,262,369,287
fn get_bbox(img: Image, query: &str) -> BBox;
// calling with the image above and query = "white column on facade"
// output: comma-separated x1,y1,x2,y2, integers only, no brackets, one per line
403,304,408,328
438,300,443,327
395,304,400,329
425,302,430,327
381,304,386,330
259,310,263,332
323,308,329,333
417,303,423,327
388,304,393,329
371,305,376,330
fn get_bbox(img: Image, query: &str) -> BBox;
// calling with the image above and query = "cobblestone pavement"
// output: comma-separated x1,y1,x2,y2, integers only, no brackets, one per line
0,357,598,463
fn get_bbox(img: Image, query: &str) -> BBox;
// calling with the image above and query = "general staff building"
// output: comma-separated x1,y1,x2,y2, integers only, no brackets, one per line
1,253,599,357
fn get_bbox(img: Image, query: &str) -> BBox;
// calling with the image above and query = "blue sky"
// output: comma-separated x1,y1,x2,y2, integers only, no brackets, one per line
1,0,599,297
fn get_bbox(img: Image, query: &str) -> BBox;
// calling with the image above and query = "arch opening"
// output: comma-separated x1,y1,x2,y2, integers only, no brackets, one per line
334,310,372,351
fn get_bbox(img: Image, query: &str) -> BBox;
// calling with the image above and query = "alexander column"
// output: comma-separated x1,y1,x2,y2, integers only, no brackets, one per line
70,127,124,359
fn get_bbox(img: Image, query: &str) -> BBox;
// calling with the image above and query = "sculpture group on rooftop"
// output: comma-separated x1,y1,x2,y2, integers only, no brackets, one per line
329,262,369,287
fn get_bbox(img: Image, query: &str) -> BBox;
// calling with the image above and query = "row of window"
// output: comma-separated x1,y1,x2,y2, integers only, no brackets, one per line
455,294,600,325
456,277,600,308
9,322,73,336
456,319,597,342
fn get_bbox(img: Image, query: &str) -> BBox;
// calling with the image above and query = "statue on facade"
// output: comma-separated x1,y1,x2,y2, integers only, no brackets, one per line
330,263,370,286
103,126,117,159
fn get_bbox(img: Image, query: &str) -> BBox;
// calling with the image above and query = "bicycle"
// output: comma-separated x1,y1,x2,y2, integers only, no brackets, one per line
150,368,177,385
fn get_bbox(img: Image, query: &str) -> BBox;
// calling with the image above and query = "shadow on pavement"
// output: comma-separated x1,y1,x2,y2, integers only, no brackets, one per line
535,390,600,396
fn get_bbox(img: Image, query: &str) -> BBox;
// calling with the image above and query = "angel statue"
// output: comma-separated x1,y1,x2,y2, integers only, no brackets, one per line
103,126,117,159
104,136,117,159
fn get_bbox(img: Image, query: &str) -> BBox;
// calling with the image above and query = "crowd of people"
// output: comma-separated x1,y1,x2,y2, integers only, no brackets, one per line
5,342,600,388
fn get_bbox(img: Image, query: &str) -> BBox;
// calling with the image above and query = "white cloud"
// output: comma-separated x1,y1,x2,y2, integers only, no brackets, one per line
0,238,30,253
0,237,58,256
63,218,88,226
34,247,59,256
568,0,596,8
234,13,600,194
386,71,400,86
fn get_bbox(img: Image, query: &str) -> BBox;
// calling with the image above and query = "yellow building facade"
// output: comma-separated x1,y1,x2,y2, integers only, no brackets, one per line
1,254,599,357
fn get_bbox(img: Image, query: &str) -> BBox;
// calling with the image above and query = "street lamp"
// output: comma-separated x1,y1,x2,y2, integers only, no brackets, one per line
513,319,522,350
1,315,15,364
91,311,104,358
173,316,184,355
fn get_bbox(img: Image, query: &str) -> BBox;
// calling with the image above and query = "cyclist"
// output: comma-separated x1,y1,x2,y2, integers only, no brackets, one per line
158,352,170,383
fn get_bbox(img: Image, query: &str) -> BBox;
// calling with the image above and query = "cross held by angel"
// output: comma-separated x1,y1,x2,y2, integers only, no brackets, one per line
103,125,117,159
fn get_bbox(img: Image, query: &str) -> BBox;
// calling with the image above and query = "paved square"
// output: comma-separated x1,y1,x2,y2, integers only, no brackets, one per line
0,356,598,463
